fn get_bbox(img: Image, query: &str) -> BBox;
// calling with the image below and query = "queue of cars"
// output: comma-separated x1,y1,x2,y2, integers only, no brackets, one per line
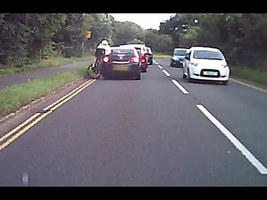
100,43,154,80
101,46,141,80
99,42,230,84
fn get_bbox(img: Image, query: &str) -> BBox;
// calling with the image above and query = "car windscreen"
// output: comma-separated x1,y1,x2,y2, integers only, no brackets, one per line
192,50,224,60
174,49,187,56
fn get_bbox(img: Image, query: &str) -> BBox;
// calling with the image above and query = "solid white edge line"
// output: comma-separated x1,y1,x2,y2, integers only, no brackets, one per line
197,104,267,175
162,70,171,77
230,78,267,94
171,79,189,95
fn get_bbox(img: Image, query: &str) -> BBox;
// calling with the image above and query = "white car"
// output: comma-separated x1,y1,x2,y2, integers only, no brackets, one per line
182,46,230,85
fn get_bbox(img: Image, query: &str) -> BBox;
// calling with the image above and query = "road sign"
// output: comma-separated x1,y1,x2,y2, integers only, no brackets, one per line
86,31,92,40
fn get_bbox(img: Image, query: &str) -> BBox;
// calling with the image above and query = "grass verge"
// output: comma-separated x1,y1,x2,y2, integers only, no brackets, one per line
231,67,267,88
154,54,171,59
0,65,87,118
0,55,93,77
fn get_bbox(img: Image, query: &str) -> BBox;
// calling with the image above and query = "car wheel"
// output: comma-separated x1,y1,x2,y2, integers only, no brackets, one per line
135,73,141,80
170,62,173,67
187,69,192,82
221,80,228,85
182,73,186,79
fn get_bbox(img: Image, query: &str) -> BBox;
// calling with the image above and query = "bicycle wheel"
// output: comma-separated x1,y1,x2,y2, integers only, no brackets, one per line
87,63,100,79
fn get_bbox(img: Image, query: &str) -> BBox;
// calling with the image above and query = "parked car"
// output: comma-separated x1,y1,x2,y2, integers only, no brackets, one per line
182,46,230,85
170,48,187,67
120,44,148,72
101,46,141,80
145,46,153,65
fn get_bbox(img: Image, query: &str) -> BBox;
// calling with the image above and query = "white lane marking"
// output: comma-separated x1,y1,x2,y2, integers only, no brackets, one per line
197,104,267,175
157,65,163,69
230,78,267,94
171,79,189,95
162,70,171,77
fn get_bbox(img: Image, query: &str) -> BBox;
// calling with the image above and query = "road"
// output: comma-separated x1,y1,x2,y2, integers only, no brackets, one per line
0,58,267,186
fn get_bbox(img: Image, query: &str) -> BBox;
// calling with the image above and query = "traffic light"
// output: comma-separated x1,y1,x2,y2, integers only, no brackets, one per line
85,30,92,40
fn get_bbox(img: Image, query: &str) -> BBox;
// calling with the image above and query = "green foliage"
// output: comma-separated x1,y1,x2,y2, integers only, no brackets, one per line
0,13,67,67
0,66,87,117
159,13,267,71
2,13,267,73
231,67,267,86
111,21,144,45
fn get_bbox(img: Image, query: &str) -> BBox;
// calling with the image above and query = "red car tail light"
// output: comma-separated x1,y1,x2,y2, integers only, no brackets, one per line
103,55,111,63
130,56,139,63
140,55,147,64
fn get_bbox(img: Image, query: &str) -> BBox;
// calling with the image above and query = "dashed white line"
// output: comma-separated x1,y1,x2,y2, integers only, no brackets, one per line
197,104,267,175
171,79,189,95
162,70,171,77
157,65,163,69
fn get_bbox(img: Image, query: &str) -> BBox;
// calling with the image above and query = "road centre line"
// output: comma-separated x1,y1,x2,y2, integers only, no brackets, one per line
157,64,163,69
0,113,41,144
43,79,95,111
171,79,189,95
197,104,267,175
0,79,96,151
162,70,171,77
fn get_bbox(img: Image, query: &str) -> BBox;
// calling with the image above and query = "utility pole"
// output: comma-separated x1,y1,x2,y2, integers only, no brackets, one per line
81,13,86,57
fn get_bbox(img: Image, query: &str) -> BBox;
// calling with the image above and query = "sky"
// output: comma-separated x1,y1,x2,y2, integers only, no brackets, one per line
110,13,176,30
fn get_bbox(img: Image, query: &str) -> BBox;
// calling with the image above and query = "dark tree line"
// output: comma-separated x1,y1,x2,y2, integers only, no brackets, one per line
1,13,267,71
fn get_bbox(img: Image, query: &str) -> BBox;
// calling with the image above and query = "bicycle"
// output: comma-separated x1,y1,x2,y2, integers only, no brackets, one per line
87,49,106,79
87,57,103,79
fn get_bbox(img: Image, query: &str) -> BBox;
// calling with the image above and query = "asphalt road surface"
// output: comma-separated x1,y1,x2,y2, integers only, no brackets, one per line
0,58,267,186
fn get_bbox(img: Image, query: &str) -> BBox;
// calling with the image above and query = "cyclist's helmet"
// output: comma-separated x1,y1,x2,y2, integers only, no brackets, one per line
101,39,109,45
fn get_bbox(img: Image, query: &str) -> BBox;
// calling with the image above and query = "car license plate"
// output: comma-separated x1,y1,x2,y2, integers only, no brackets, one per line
203,71,218,76
113,65,129,71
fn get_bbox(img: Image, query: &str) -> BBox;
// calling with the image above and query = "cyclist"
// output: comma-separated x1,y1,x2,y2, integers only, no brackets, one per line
87,39,111,79
93,39,111,71
96,39,111,56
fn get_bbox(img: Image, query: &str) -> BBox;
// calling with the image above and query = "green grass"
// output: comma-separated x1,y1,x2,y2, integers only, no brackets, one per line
0,65,87,117
231,67,267,87
154,54,171,58
0,55,94,77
